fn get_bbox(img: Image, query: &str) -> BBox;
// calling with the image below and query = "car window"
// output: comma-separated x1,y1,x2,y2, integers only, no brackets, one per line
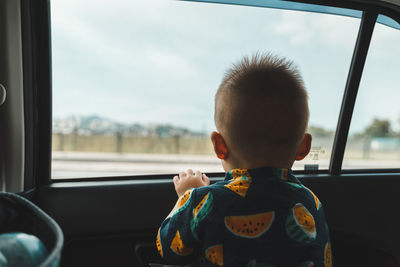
343,15,400,170
51,0,360,179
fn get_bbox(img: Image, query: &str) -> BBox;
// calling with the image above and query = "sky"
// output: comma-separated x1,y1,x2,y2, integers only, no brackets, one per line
50,0,400,135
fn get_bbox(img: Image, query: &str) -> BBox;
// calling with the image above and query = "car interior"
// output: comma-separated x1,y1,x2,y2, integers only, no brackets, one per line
1,0,400,266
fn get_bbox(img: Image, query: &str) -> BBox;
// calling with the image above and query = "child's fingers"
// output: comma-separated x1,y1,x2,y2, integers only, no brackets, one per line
173,176,179,184
202,174,210,185
186,169,194,176
194,170,201,177
179,171,187,179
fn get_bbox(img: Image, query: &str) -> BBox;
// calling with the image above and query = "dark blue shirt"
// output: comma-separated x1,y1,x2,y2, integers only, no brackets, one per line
157,167,332,267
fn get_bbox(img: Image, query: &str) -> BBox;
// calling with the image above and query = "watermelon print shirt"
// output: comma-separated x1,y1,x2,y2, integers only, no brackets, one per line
156,167,332,267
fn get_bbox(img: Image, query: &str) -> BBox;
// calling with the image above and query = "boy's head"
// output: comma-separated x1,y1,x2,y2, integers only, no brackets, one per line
212,53,311,169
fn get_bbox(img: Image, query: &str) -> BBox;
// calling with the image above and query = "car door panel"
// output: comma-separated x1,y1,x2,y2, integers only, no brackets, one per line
33,174,400,266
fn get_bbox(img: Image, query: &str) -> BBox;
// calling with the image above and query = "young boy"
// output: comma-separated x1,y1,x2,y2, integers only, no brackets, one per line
156,54,332,267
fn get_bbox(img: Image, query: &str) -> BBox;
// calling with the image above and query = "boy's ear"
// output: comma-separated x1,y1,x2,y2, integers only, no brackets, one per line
210,131,229,160
295,133,312,161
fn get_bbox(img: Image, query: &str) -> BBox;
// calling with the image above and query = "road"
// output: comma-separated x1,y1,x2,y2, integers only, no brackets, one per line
51,151,399,179
52,151,223,179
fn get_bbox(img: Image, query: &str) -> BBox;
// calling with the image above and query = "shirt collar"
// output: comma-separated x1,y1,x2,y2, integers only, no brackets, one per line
224,166,294,182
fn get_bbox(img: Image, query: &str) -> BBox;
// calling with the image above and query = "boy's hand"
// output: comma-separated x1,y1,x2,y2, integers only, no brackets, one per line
173,169,210,197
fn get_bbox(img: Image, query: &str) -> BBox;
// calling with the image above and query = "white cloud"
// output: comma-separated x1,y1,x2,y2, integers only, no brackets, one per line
274,12,313,45
51,0,400,134
273,11,360,47
144,47,197,78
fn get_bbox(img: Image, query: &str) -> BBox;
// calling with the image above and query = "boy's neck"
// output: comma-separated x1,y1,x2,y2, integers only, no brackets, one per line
223,159,293,172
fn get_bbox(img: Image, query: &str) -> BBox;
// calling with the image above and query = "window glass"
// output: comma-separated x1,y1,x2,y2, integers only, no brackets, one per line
343,15,400,169
51,0,360,178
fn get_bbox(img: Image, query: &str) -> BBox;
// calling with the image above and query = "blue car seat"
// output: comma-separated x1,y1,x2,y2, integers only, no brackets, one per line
0,192,63,267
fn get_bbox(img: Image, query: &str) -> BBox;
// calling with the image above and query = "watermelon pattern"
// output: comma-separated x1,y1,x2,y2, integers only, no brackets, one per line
224,169,252,197
286,203,316,243
224,177,252,197
224,211,275,238
170,230,193,256
231,169,252,179
305,187,321,210
156,228,163,258
157,167,330,266
172,188,194,216
205,244,223,266
285,181,303,189
324,242,332,267
190,192,214,240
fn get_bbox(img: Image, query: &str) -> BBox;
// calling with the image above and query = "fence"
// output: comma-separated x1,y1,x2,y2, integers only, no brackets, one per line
52,133,400,161
52,133,214,154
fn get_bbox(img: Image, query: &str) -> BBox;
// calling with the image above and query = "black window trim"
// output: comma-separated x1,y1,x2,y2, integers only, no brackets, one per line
329,11,378,175
21,0,35,191
22,0,52,189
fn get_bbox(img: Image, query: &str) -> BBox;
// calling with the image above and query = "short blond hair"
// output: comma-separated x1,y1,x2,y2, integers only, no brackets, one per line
215,53,309,164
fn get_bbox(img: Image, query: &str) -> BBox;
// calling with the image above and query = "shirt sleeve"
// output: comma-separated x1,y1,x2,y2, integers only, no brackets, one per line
156,187,214,264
